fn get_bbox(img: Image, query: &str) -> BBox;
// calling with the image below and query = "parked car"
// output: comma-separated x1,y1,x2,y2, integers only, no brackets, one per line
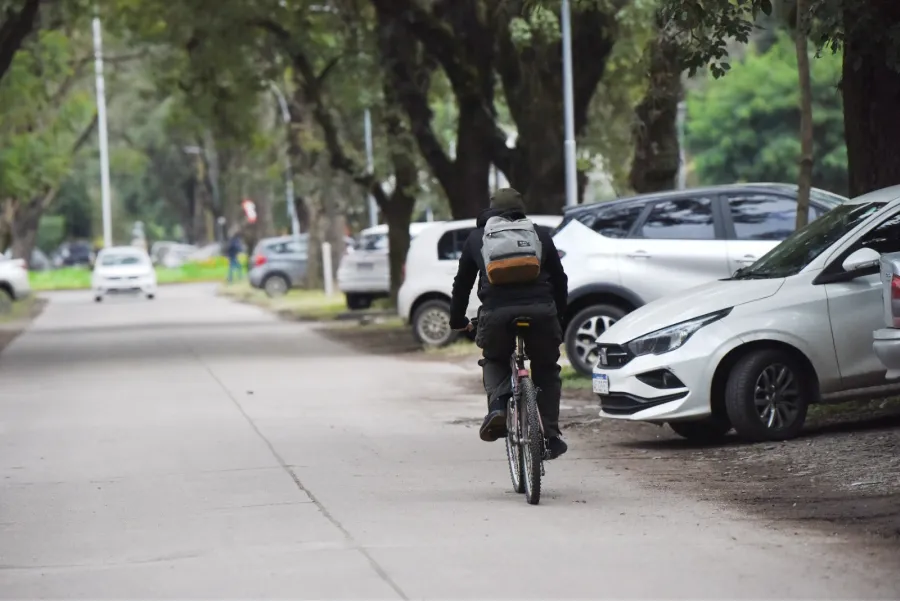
591,185,900,443
150,241,198,268
872,251,900,378
338,222,441,310
0,257,31,307
52,240,95,268
3,248,51,271
249,234,354,298
92,246,157,302
397,215,563,347
553,183,848,376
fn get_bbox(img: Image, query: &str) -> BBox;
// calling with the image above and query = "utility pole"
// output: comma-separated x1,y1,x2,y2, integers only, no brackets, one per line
364,109,377,228
91,15,112,247
270,84,301,242
676,101,687,190
561,0,578,207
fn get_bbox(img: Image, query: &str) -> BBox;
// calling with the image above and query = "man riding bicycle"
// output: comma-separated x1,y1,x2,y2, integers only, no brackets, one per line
449,188,569,459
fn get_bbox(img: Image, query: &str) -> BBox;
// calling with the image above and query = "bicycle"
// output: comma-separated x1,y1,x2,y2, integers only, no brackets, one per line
471,316,549,505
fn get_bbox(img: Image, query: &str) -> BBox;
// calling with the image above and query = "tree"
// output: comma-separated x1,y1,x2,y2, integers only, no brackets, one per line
0,0,42,86
794,0,813,227
0,27,97,259
372,0,624,216
686,34,847,196
659,0,900,198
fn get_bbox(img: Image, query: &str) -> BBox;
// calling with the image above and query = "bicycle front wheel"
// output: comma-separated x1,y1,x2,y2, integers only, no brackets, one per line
506,395,525,494
520,377,542,505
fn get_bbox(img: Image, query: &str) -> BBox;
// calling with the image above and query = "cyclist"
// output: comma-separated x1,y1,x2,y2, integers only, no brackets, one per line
449,187,569,459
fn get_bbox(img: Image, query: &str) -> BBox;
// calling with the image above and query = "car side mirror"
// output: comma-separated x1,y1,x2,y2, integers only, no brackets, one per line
842,247,880,273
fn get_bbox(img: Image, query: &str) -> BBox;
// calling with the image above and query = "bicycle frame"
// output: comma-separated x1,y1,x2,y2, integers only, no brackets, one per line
509,322,546,442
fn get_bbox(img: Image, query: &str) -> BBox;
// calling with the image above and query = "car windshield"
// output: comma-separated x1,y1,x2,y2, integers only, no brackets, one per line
732,201,886,280
356,233,387,251
101,253,144,266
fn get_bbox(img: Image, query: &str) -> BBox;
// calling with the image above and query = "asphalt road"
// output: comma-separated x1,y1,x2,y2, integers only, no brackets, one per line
1,284,897,599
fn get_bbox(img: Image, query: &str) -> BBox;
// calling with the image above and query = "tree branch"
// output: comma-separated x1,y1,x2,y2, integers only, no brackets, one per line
0,0,41,85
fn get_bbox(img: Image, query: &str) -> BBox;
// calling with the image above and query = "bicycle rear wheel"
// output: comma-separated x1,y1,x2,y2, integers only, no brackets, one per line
520,377,542,505
505,396,525,493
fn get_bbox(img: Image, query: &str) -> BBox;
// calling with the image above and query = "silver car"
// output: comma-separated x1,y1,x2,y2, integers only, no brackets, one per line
248,235,353,297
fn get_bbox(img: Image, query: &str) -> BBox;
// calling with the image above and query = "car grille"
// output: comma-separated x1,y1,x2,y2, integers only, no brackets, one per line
596,343,633,369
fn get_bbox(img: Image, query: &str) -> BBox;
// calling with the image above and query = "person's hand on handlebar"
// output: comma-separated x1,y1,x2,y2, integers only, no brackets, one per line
453,319,475,333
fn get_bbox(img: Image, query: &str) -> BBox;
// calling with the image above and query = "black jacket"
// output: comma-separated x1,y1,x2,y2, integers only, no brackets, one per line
449,208,568,329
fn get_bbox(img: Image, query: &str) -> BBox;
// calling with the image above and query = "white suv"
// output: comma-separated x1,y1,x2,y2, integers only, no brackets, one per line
397,216,562,346
338,222,440,309
552,183,848,376
591,185,900,442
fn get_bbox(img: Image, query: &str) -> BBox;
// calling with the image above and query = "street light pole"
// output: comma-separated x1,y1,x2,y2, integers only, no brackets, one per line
91,15,113,247
364,109,377,229
269,84,301,242
561,0,578,208
676,100,687,190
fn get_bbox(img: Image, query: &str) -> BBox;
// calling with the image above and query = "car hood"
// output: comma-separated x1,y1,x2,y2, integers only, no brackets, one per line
600,277,786,343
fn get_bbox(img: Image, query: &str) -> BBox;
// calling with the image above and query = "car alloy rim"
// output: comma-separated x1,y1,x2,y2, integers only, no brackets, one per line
418,308,450,345
754,363,801,430
266,277,287,295
574,314,617,367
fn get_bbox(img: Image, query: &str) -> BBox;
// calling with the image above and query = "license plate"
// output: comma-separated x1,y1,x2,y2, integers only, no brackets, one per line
357,262,374,270
592,373,609,395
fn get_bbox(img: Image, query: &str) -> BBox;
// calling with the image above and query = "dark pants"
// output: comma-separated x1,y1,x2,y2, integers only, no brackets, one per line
475,302,563,438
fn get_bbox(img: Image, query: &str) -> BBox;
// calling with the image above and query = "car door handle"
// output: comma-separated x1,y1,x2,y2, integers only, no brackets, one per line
736,254,757,265
627,251,651,259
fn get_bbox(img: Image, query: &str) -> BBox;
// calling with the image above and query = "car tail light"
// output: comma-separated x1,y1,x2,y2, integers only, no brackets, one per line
892,274,900,327
11,258,26,269
253,254,267,267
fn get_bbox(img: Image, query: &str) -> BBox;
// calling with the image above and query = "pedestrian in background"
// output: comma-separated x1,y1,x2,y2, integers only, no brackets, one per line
226,230,244,283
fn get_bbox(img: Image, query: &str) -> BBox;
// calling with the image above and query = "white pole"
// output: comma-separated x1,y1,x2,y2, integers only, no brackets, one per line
425,207,434,222
92,16,113,247
561,0,578,207
676,100,687,190
321,241,334,297
270,84,301,241
364,109,377,228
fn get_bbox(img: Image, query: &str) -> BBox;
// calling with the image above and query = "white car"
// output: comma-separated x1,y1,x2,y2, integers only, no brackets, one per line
92,246,157,302
591,185,900,443
0,257,31,303
397,215,562,346
553,184,847,376
338,222,441,310
872,251,900,377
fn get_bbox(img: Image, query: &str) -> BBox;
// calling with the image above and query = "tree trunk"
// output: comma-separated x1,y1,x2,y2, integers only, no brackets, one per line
629,22,682,194
841,1,900,197
0,0,41,87
9,199,42,262
304,191,323,289
191,154,210,244
794,0,814,229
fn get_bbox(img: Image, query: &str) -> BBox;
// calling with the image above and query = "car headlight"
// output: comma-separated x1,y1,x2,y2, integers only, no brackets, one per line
626,308,732,357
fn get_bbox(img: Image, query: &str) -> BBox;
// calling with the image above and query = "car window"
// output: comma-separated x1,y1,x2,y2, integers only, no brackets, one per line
100,254,144,266
357,233,387,251
853,212,900,255
437,228,474,261
591,203,645,238
639,197,715,240
728,194,823,240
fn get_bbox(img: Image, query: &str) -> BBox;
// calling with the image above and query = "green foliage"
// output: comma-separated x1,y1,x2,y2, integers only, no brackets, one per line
0,29,94,200
686,34,847,195
36,215,66,251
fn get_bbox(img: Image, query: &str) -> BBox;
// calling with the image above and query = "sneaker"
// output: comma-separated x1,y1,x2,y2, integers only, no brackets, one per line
479,410,508,442
547,437,568,459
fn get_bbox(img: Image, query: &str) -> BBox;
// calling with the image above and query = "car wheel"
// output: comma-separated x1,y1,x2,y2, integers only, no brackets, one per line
565,304,628,377
346,293,372,311
94,296,103,303
725,349,810,442
668,417,732,443
146,293,155,300
263,274,290,298
411,299,458,348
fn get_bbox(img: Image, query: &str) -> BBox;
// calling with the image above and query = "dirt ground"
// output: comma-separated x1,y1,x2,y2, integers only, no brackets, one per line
0,298,46,355
318,321,900,544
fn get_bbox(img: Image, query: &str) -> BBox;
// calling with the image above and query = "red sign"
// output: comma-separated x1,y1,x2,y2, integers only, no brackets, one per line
241,199,257,224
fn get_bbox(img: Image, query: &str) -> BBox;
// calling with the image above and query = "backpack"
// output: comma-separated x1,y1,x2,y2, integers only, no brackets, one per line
481,216,543,285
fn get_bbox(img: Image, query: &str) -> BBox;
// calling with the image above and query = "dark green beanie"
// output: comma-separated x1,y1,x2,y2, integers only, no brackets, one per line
490,188,526,212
